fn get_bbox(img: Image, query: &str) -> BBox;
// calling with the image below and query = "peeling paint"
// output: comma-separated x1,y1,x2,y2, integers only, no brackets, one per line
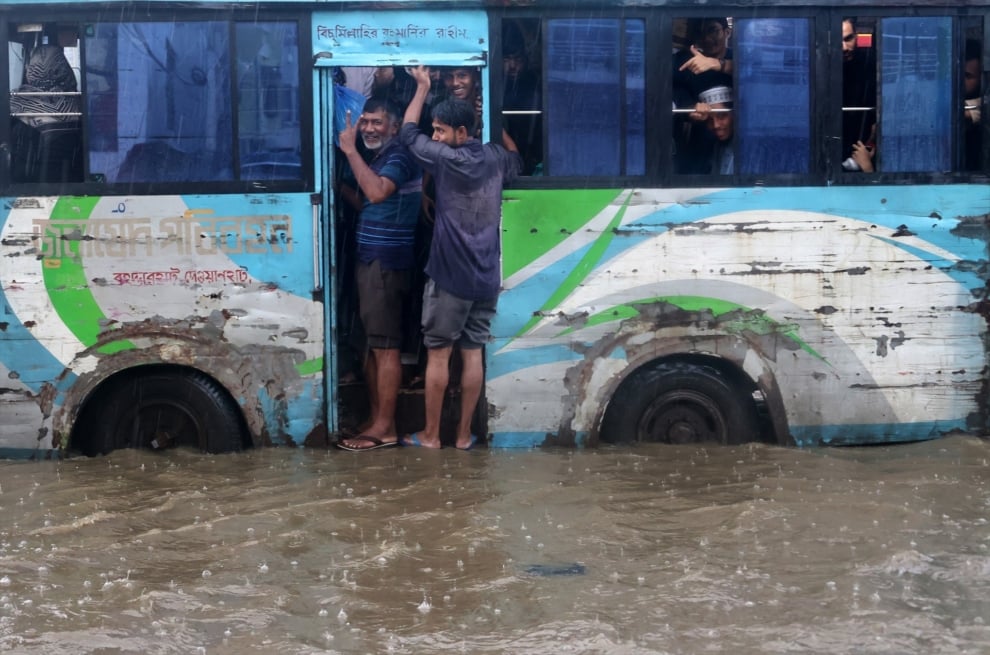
492,187,990,448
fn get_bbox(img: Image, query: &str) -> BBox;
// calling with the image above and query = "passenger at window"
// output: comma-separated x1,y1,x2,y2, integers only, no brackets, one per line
441,67,482,137
963,39,983,171
673,18,733,108
690,85,734,174
841,17,877,172
674,18,732,173
371,66,443,132
848,139,875,172
502,23,542,175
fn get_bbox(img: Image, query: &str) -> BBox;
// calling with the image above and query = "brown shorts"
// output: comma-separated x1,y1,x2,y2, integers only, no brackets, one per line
356,260,410,350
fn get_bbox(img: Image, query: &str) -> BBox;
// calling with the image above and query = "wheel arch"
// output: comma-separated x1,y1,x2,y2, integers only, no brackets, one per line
583,346,789,446
67,362,253,455
48,325,308,451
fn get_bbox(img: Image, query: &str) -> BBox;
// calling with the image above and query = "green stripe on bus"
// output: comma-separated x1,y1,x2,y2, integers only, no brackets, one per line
43,197,135,353
514,194,630,338
559,295,826,362
296,357,323,376
501,189,620,279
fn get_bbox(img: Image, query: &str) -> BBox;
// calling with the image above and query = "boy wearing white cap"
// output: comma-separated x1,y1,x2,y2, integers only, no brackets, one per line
690,85,735,174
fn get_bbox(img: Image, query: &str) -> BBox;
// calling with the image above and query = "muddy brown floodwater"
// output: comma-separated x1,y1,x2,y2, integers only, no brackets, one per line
0,436,988,654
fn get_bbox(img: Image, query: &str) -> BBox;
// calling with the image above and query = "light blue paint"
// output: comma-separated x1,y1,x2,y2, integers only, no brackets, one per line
491,431,544,448
789,418,968,447
689,186,987,262
494,241,597,339
181,194,316,298
868,233,984,292
318,67,338,436
598,187,988,270
0,291,75,394
256,378,324,447
256,386,291,447
0,447,45,458
312,10,488,67
284,378,325,444
488,341,594,379
490,430,590,448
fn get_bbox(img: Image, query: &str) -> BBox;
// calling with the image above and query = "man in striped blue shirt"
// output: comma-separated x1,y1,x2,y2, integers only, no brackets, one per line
337,98,422,451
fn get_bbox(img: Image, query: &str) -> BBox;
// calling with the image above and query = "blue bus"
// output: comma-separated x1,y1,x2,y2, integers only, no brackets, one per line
0,1,986,457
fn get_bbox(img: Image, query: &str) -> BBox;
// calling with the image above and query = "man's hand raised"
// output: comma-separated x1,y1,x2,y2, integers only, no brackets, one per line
339,110,359,155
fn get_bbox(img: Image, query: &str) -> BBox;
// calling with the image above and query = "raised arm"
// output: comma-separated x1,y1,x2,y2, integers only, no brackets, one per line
403,65,432,128
338,110,397,204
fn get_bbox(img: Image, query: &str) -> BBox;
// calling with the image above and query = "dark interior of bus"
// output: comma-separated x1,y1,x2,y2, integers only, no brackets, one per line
7,22,83,184
330,65,491,442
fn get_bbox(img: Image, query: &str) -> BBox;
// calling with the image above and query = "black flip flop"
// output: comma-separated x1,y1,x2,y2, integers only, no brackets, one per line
335,435,398,452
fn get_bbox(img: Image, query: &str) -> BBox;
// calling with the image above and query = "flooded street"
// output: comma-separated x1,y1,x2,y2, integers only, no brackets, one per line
1,436,989,654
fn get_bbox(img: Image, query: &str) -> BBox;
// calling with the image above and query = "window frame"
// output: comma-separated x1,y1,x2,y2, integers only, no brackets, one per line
826,8,989,185
492,6,989,189
0,6,314,196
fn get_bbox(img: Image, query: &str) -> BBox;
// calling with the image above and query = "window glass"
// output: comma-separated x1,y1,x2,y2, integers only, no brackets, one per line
545,18,645,176
879,17,952,172
74,19,301,185
625,20,646,175
236,22,301,180
736,18,810,174
86,22,233,183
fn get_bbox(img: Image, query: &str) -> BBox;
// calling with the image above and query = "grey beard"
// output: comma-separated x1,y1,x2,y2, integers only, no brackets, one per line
361,135,391,151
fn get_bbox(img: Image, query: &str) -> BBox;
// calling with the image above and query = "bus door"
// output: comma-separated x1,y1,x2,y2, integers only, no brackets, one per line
311,10,490,438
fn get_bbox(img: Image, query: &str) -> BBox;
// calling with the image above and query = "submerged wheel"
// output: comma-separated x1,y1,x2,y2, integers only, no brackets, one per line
599,361,759,445
75,366,247,456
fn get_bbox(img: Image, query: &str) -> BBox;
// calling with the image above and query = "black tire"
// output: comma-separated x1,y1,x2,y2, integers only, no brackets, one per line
599,361,759,445
75,366,247,456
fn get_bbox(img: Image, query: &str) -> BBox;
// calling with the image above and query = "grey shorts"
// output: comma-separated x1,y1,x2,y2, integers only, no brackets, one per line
356,260,410,350
421,279,497,350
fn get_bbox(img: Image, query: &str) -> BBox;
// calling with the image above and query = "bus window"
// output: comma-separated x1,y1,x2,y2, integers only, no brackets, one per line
8,24,83,184
501,18,542,176
878,17,953,173
673,16,811,176
236,23,302,181
86,22,235,183
544,17,645,176
83,19,302,184
735,18,811,174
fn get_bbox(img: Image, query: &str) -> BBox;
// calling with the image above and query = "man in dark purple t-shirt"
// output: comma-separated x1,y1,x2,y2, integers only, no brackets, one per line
398,65,521,450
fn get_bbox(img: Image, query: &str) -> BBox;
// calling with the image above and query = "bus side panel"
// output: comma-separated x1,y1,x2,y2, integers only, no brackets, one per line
0,193,326,456
490,185,989,447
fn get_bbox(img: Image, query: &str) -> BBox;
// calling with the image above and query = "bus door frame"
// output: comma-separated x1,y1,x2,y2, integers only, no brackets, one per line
311,9,490,438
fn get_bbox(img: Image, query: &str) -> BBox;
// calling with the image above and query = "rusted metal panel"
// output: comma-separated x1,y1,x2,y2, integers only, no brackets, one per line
491,186,990,447
0,194,326,456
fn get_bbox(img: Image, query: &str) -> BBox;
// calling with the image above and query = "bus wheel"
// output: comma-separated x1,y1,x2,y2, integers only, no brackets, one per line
76,367,247,456
599,361,759,445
